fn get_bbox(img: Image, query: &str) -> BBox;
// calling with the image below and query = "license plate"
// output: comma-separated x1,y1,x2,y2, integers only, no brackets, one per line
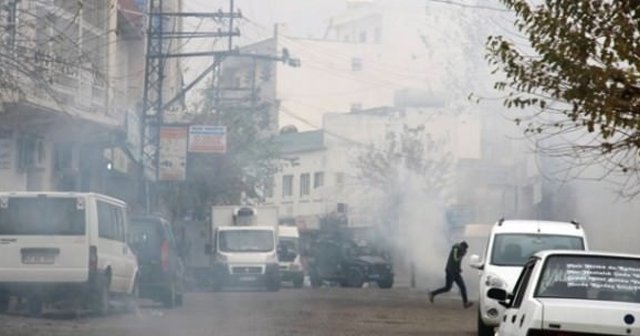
22,254,55,264
238,275,257,282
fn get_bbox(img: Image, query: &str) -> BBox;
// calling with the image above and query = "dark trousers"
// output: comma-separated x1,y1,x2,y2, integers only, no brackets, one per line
432,271,468,303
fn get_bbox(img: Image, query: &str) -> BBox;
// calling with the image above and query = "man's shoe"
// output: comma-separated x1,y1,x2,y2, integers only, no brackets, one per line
463,302,474,309
428,292,434,303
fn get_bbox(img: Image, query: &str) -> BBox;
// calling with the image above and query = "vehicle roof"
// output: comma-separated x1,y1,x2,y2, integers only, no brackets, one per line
491,219,584,236
0,191,126,206
218,226,276,231
130,215,168,225
534,250,640,260
278,225,299,237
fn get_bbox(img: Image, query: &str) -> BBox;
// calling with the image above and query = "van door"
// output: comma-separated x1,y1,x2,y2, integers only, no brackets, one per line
96,201,130,293
0,196,89,283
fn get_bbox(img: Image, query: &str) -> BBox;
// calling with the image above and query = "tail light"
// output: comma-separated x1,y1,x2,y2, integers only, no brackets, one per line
161,240,170,271
89,245,98,272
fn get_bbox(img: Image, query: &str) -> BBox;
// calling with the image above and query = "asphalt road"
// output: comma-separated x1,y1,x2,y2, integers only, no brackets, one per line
0,288,476,336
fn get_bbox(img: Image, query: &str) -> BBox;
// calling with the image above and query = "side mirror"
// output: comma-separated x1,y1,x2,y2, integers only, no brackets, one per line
469,254,483,270
205,243,212,255
487,288,508,301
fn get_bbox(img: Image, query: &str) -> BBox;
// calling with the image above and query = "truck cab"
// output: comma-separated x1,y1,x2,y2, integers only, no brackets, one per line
210,206,280,291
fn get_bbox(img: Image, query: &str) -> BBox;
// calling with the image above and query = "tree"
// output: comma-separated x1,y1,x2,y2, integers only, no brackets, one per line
0,1,108,104
486,0,640,195
157,80,280,220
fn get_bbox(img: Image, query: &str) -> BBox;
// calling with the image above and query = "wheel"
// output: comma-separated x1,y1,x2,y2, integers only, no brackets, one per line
310,269,322,288
346,269,364,288
292,276,304,289
125,280,139,314
175,293,184,306
266,275,281,292
477,308,494,336
0,291,9,313
162,282,177,308
92,277,110,315
27,296,43,317
377,278,394,289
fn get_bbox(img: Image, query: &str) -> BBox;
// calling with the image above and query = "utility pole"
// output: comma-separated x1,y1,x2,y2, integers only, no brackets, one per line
140,0,241,213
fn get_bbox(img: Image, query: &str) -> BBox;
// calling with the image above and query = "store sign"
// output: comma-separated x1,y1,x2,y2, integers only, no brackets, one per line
188,125,227,154
158,127,187,181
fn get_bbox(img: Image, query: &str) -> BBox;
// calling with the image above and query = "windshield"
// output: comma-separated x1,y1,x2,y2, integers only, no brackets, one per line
0,197,85,236
536,255,640,303
219,230,274,253
279,237,299,254
491,234,584,266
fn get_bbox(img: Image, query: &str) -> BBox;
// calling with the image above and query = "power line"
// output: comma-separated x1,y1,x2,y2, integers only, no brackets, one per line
425,0,511,12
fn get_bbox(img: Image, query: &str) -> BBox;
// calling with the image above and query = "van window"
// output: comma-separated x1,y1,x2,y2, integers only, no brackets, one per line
0,197,85,235
97,201,125,242
491,234,584,266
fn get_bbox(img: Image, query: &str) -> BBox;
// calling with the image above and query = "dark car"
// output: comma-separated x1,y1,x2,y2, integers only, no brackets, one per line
308,239,394,289
129,216,185,308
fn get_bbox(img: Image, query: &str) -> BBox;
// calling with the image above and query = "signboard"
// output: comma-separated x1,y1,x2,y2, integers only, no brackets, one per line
158,127,187,181
188,125,227,154
0,130,12,170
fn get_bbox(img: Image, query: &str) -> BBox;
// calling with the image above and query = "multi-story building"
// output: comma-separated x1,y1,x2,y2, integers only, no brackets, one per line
0,0,183,207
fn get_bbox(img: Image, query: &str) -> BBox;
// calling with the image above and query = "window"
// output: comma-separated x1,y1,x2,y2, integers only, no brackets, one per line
351,57,362,71
335,172,345,187
491,234,584,267
282,175,293,197
511,260,536,308
314,172,324,189
98,201,125,242
359,31,367,43
0,197,85,236
300,173,310,197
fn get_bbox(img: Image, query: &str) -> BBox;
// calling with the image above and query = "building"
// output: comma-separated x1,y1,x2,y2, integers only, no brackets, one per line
0,0,183,207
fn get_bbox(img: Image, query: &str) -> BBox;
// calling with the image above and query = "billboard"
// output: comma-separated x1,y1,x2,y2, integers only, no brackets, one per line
158,126,187,181
188,125,227,154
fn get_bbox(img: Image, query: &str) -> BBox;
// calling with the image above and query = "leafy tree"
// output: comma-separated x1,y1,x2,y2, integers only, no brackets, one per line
158,81,280,220
486,0,640,195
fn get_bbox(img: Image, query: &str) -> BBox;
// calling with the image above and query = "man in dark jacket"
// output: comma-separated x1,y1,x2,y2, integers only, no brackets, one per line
429,241,473,308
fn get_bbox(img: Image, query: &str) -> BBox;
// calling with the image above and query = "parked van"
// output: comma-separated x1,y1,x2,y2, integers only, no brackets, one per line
277,225,304,288
469,219,588,336
0,192,138,315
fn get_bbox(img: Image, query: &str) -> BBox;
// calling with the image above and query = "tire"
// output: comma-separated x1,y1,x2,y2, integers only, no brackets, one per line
28,296,43,317
266,275,281,292
310,269,322,288
92,277,110,315
377,278,394,289
346,269,365,288
175,293,184,306
0,291,9,313
477,309,494,336
125,280,139,314
162,282,176,308
293,276,304,289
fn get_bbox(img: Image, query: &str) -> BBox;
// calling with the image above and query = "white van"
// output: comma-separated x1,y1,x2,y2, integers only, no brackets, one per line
277,225,304,288
469,219,588,336
0,192,138,315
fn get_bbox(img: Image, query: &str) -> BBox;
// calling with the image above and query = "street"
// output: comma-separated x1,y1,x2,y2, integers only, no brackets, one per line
0,288,475,336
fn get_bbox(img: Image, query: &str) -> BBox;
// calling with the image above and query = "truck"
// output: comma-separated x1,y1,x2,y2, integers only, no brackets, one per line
277,226,304,288
208,206,280,291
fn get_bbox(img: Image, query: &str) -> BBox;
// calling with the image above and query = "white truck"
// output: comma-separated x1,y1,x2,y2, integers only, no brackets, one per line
208,206,280,291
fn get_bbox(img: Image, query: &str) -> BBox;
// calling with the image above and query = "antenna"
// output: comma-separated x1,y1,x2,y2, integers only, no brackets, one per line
497,217,505,226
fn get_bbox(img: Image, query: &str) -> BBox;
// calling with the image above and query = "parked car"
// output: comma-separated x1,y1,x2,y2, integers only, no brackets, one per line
129,215,184,308
0,192,138,316
469,219,588,336
487,250,640,336
278,226,304,288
